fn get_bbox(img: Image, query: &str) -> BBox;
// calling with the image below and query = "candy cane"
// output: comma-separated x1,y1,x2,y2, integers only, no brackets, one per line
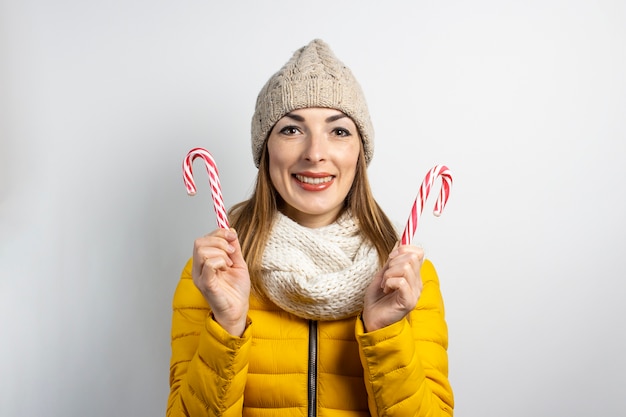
400,165,453,245
182,147,230,229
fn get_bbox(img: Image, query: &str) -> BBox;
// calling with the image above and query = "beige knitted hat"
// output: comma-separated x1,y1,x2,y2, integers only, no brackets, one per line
251,39,374,168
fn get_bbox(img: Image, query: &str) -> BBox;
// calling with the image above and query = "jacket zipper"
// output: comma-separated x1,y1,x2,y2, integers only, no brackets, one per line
308,320,318,417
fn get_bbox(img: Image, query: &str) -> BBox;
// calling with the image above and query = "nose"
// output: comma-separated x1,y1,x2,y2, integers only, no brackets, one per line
303,130,327,162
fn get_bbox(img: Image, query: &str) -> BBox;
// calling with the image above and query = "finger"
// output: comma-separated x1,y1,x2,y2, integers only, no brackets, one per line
202,229,238,253
223,228,247,268
381,277,420,311
192,231,236,275
192,254,233,295
381,254,422,291
391,244,424,261
192,251,234,289
202,255,232,279
381,267,416,293
387,247,424,273
200,248,234,269
381,275,407,292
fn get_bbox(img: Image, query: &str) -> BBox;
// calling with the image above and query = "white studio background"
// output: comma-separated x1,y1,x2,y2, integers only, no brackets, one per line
1,1,625,416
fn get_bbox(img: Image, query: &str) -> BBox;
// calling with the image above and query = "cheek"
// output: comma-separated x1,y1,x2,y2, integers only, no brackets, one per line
267,145,290,186
343,144,361,177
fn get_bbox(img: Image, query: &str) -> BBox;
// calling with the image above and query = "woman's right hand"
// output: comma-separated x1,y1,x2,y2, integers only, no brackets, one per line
191,228,250,336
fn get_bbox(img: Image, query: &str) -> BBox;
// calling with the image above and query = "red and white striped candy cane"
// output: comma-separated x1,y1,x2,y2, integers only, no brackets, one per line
182,147,230,230
400,165,453,245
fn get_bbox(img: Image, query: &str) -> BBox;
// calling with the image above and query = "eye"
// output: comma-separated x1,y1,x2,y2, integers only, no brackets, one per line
333,127,352,137
279,126,301,136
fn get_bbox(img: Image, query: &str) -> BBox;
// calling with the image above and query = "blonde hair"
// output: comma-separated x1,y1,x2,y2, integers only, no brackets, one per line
229,140,398,288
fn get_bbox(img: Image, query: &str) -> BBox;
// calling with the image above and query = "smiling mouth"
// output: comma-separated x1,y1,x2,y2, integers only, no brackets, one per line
294,174,334,184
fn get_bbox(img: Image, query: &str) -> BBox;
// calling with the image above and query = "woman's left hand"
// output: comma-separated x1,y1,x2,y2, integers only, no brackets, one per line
362,244,424,332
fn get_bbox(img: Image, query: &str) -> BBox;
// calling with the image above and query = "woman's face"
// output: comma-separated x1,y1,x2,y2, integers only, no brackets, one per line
267,107,361,228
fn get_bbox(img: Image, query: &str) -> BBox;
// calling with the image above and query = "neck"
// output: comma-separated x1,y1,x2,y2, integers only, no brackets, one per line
280,207,342,229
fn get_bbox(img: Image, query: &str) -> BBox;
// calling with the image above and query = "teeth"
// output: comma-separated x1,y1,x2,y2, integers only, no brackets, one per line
295,174,333,184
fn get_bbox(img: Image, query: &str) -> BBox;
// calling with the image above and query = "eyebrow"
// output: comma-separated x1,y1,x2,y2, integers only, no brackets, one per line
284,113,305,122
283,112,348,123
325,113,348,123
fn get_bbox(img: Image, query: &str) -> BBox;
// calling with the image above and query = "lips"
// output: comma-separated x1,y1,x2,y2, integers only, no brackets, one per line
293,173,335,191
294,174,333,184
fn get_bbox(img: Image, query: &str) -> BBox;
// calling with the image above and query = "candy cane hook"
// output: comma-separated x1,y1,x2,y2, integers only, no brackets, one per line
182,147,230,229
400,165,453,245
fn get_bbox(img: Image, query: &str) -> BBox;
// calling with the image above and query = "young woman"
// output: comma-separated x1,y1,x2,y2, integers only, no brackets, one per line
167,39,454,417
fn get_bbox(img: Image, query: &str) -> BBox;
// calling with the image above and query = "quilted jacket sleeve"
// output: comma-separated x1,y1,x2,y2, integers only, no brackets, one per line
356,259,454,417
166,258,252,417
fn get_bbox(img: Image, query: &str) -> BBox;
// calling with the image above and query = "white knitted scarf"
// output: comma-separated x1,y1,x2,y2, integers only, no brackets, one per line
259,212,380,320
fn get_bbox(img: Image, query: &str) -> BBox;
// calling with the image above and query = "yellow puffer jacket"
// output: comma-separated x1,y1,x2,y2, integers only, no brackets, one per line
167,258,454,417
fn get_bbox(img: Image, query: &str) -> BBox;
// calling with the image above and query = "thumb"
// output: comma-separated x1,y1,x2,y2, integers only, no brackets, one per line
226,229,247,268
386,240,400,261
